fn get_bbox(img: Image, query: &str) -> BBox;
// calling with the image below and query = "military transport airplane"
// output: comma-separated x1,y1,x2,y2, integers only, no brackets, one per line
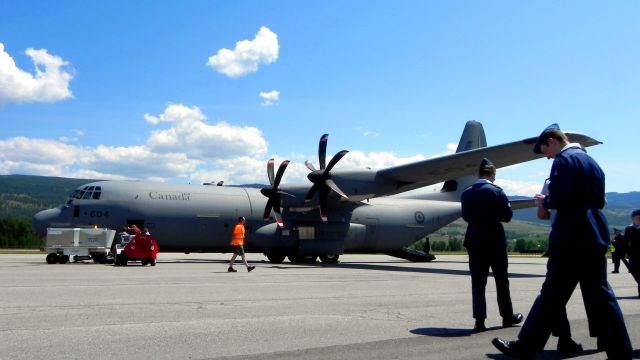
32,121,600,264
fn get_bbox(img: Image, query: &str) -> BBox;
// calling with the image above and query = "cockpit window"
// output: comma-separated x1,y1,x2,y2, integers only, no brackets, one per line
68,186,102,201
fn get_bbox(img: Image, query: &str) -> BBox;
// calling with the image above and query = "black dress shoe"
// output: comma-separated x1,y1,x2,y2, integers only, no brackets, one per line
502,313,524,327
492,337,534,360
557,337,583,356
473,319,487,332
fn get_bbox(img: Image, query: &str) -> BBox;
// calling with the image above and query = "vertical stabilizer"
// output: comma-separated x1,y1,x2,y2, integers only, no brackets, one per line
439,120,485,196
455,120,487,152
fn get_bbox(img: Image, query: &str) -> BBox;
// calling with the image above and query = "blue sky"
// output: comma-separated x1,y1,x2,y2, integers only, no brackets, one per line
1,1,638,195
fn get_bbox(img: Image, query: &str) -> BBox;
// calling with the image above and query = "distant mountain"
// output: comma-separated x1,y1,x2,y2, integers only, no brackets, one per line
1,175,638,228
0,175,95,219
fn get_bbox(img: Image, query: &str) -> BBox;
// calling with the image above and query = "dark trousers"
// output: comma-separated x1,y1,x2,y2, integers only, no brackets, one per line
612,251,631,272
468,246,513,319
630,254,640,291
517,253,632,359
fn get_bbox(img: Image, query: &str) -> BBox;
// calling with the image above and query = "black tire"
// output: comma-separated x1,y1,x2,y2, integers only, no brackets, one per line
46,253,59,264
266,252,286,264
120,253,128,266
319,254,340,264
141,260,148,266
150,259,156,266
59,255,69,264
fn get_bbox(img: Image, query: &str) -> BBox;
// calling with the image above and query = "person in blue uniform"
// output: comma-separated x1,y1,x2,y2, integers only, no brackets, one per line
624,209,640,297
611,228,631,273
461,158,523,332
492,124,633,360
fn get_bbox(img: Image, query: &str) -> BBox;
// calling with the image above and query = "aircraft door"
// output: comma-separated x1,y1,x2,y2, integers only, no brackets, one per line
197,215,229,249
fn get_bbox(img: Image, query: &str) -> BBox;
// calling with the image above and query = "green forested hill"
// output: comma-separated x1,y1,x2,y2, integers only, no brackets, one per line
0,175,96,219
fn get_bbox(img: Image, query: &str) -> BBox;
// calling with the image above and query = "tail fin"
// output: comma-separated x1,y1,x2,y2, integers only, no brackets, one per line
404,120,485,201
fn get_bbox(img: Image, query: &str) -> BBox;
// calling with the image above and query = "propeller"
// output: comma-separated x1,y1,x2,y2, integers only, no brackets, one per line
260,158,290,227
304,134,349,222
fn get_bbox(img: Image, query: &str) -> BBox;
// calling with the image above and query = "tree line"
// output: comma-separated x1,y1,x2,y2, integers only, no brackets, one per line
0,218,44,248
409,236,549,253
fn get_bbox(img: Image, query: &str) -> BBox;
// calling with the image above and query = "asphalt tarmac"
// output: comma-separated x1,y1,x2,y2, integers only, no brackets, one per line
1,253,638,360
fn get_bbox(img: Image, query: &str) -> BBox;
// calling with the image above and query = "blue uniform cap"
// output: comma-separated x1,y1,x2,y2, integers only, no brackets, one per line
480,158,493,168
632,209,640,218
533,123,560,154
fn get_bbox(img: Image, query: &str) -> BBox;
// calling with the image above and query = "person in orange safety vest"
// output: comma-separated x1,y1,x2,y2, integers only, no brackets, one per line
228,217,255,272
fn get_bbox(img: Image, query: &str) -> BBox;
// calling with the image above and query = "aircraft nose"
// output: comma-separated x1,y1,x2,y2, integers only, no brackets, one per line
32,207,61,236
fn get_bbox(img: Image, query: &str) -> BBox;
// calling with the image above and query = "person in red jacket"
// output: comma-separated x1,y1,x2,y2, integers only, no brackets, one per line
228,217,255,272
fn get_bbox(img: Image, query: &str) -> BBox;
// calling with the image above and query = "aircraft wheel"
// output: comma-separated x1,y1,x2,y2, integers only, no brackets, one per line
266,252,286,264
319,254,339,264
59,255,70,264
46,253,59,264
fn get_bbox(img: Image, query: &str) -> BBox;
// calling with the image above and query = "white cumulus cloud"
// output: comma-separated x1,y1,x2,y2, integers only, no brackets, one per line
206,27,279,78
145,104,268,160
0,43,74,105
259,90,279,106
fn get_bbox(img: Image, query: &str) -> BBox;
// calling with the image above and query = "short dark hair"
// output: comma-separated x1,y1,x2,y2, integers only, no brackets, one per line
538,129,569,148
238,216,246,222
478,164,496,178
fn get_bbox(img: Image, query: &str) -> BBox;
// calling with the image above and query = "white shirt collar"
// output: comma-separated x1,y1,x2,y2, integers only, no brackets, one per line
561,143,582,152
474,179,493,185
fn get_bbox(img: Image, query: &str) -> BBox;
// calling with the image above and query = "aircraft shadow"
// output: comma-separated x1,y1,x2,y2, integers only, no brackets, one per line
321,262,544,278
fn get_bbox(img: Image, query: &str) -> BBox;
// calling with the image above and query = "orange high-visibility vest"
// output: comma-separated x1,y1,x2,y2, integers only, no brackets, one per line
231,223,245,246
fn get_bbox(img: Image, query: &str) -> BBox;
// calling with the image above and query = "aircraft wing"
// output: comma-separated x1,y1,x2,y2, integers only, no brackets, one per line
510,198,536,210
377,132,601,193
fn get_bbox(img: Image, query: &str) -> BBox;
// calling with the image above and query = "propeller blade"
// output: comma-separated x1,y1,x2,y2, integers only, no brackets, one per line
273,206,284,228
263,198,275,221
261,158,290,226
319,134,329,170
325,179,348,199
304,160,316,172
324,150,348,173
305,184,319,202
319,188,329,222
273,160,290,189
267,158,275,186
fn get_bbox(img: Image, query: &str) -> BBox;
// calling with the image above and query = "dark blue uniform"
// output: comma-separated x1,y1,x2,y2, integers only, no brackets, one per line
517,146,632,358
462,179,514,321
624,224,640,292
